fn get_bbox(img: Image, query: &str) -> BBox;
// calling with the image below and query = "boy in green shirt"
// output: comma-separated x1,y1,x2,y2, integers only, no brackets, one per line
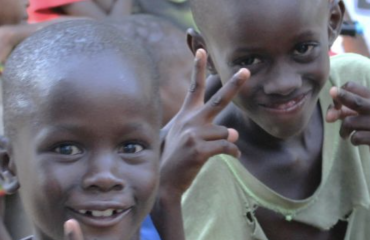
156,0,370,239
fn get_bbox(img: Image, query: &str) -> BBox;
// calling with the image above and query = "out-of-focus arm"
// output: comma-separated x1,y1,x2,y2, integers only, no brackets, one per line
61,0,132,20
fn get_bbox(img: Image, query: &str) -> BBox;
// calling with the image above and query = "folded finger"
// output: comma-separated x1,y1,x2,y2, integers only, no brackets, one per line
326,104,358,123
340,115,370,139
185,125,233,141
351,131,370,146
197,140,241,161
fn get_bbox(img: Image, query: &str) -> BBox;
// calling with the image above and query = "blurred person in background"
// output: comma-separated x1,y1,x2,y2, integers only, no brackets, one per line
0,1,34,239
332,0,370,57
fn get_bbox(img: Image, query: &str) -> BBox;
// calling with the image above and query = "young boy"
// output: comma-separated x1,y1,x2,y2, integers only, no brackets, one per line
157,0,370,239
0,19,162,240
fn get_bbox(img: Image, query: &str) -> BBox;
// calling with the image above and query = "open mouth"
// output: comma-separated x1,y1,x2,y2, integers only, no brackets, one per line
68,206,132,227
77,209,126,218
259,92,309,113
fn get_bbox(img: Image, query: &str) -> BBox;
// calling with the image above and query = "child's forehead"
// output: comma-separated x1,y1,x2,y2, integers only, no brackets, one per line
196,0,328,39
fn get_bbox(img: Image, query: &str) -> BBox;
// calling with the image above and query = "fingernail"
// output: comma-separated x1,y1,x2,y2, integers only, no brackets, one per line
64,221,73,238
236,68,250,78
330,87,339,97
195,49,203,61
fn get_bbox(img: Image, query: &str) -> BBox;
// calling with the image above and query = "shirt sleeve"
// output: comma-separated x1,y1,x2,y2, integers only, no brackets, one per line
27,0,87,23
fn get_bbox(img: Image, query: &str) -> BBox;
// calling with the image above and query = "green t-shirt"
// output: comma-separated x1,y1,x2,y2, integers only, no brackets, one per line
182,53,370,240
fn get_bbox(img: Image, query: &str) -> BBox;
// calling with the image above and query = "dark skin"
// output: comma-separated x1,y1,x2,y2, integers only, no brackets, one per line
157,0,370,240
0,52,161,240
59,0,132,20
0,0,132,64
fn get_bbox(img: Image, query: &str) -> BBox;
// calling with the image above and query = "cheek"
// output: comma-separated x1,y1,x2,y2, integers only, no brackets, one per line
134,162,159,200
305,53,330,89
17,157,70,237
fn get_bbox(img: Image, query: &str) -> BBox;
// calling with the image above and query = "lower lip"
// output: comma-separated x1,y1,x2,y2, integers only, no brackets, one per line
259,93,310,115
67,208,132,228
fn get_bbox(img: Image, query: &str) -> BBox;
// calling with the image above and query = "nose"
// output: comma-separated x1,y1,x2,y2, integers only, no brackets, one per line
82,153,125,192
263,63,302,96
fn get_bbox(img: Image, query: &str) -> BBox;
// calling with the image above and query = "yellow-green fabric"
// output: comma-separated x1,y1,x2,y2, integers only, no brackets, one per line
182,53,370,240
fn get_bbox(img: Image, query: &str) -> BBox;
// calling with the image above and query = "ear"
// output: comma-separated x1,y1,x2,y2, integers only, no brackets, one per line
328,0,345,47
187,28,217,74
0,136,19,195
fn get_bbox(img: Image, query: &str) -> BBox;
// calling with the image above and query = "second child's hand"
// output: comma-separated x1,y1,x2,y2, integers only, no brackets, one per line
160,49,249,198
326,81,370,146
152,48,250,240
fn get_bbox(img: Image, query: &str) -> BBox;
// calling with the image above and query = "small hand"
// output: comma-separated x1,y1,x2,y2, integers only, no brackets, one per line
64,219,84,240
160,49,250,198
326,81,370,146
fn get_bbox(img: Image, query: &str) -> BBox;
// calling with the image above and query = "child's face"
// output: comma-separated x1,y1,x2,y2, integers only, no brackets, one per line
0,0,28,25
11,53,160,240
198,0,342,138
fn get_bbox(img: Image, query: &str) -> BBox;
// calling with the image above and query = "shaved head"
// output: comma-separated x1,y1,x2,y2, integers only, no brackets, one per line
2,20,159,139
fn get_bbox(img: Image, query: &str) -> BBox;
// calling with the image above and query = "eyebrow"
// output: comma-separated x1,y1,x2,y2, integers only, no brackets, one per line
34,122,150,143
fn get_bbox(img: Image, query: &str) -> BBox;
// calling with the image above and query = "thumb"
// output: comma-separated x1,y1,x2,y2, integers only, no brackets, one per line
326,104,358,123
64,219,84,240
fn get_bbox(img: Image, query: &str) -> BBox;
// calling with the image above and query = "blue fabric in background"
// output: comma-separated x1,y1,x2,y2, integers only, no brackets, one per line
140,216,161,240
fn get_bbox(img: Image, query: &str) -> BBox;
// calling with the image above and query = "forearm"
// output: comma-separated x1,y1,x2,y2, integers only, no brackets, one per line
61,2,107,20
107,0,133,19
151,192,185,240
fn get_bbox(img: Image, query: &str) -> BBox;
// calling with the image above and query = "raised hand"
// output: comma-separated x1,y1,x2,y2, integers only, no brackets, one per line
152,49,249,240
64,219,83,240
159,48,250,199
326,81,370,146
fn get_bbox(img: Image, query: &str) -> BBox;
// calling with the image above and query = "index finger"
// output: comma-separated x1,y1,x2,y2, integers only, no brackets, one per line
64,219,84,240
200,68,250,121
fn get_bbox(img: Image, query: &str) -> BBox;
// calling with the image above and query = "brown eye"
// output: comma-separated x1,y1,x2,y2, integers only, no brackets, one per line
119,143,144,154
238,57,262,66
293,44,315,55
54,144,82,155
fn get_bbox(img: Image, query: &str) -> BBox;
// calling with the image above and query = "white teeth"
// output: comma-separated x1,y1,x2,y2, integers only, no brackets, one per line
102,209,114,217
79,210,87,214
91,209,114,217
78,208,123,217
91,210,104,217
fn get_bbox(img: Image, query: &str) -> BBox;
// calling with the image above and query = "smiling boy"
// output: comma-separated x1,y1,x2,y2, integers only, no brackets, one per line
157,0,370,239
0,20,162,240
